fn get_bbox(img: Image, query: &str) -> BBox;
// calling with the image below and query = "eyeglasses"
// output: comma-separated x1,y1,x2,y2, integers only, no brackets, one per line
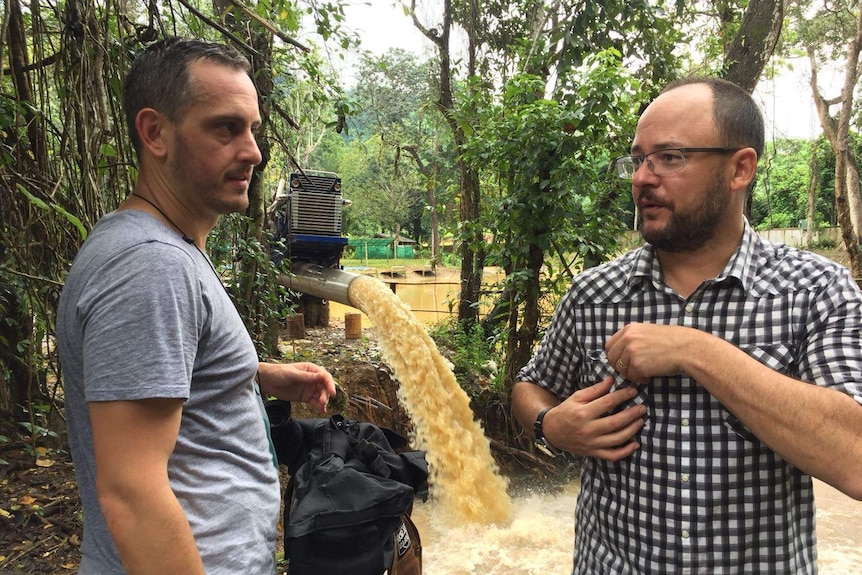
612,147,743,180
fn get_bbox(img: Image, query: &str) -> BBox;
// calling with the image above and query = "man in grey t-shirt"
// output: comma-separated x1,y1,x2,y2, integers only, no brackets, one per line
56,38,336,574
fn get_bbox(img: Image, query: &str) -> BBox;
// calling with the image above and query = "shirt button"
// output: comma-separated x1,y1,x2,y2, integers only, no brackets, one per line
681,530,690,539
681,474,690,483
684,303,694,313
681,418,690,426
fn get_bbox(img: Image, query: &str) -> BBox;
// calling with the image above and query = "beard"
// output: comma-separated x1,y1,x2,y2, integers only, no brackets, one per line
169,131,250,215
637,173,728,253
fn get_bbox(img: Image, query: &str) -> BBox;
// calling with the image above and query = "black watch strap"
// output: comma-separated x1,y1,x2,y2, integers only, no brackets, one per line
533,406,561,457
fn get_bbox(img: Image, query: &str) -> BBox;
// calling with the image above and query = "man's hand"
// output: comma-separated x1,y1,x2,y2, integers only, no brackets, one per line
258,362,337,413
605,323,699,383
542,377,647,461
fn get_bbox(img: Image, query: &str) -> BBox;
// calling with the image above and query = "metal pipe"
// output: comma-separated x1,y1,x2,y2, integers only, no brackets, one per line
279,262,360,307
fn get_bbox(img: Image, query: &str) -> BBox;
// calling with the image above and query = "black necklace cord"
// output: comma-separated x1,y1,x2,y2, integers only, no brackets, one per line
130,192,195,245
128,192,227,292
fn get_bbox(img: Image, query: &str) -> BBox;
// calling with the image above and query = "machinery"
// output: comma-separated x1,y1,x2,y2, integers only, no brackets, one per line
271,170,352,326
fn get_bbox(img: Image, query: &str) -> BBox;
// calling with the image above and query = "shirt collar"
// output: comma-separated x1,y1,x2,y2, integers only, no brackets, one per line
627,219,758,293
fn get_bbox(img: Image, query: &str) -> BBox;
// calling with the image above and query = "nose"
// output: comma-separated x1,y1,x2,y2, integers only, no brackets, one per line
240,129,263,166
631,159,658,186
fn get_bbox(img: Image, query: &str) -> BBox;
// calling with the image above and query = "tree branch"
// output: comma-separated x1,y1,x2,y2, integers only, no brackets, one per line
223,0,309,53
175,0,263,59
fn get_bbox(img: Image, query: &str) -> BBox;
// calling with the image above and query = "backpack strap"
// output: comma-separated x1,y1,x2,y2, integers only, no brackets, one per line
332,414,392,478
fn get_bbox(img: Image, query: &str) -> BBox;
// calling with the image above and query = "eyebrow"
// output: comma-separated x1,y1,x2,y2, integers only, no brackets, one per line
206,113,262,129
630,142,685,154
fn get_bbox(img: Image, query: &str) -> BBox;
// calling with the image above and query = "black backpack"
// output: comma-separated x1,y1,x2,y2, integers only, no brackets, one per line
266,400,428,575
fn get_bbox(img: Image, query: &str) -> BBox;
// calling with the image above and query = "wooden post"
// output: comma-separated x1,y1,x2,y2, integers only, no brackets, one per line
344,312,362,339
286,313,305,339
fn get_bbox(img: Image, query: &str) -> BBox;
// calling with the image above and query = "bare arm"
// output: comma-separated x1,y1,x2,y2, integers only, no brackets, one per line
606,323,862,499
90,398,206,575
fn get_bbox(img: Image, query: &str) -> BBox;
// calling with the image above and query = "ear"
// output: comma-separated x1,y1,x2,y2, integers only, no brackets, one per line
729,147,758,193
135,108,170,160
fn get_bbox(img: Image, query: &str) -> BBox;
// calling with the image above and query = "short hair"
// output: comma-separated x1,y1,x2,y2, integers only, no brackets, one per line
123,37,252,155
661,77,765,160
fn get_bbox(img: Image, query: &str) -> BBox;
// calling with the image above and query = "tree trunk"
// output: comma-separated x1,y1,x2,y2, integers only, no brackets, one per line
457,164,484,325
412,0,483,325
805,148,818,246
502,241,543,388
807,6,862,277
213,0,280,353
723,0,784,92
402,144,440,271
846,155,862,235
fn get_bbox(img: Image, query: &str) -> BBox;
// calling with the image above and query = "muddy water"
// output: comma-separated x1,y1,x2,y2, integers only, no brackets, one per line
347,275,512,525
332,267,502,325
410,478,862,574
814,479,862,574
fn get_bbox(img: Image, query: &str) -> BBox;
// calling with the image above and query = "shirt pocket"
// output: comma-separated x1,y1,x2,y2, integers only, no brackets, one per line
583,350,649,417
721,343,795,442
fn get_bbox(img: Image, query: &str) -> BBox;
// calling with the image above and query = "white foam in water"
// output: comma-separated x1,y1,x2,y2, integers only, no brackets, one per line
411,484,578,574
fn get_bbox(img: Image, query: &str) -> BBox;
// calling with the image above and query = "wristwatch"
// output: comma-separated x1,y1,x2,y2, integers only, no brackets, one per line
533,407,561,457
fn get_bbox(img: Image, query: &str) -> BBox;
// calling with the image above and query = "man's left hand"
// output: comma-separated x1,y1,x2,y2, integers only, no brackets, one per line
259,362,337,413
605,323,705,383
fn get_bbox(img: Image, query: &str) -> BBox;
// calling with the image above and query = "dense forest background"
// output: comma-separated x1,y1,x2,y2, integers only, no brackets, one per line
1,0,861,453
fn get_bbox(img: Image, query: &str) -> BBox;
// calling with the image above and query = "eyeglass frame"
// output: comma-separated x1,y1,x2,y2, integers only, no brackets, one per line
612,147,744,180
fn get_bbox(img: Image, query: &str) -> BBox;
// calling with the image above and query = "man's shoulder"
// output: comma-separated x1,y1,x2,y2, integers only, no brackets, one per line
64,211,198,298
752,237,855,293
77,211,194,267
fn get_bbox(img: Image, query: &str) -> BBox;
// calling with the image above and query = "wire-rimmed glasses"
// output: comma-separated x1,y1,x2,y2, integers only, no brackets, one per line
612,147,743,180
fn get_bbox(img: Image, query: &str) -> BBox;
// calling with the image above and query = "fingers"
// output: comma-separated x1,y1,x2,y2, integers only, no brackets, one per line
592,438,642,462
591,408,646,446
261,361,336,407
573,376,615,402
569,377,640,420
551,377,647,460
308,390,331,413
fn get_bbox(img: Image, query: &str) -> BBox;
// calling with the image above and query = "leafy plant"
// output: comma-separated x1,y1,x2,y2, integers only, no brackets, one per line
209,214,294,358
429,319,498,385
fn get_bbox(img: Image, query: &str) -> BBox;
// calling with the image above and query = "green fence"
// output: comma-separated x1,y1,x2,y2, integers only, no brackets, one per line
348,238,415,259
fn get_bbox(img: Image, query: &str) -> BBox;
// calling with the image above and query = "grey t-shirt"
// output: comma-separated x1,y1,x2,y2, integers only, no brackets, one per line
57,210,280,574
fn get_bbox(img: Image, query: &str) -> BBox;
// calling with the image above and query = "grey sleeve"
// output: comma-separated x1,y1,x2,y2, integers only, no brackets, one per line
76,242,204,402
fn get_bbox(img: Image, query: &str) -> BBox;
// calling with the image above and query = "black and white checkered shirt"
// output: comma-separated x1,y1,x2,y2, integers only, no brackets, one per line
518,223,862,574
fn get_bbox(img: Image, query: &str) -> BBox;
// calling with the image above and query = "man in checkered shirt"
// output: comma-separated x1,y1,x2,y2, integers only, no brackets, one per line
512,77,862,574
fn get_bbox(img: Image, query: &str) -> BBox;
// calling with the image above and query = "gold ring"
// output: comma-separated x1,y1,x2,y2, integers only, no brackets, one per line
617,358,625,368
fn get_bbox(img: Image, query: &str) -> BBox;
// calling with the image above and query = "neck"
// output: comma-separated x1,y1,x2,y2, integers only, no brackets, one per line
130,192,197,246
656,225,744,298
123,180,213,248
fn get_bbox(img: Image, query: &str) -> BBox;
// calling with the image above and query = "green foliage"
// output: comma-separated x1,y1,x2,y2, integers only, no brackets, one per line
806,237,838,250
428,318,499,385
0,432,8,465
552,0,683,86
752,137,837,230
210,214,293,358
465,50,640,297
338,135,424,237
788,0,860,60
335,49,456,246
18,184,87,241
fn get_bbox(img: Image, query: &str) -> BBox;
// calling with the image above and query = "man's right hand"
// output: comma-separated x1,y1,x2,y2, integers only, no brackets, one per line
541,376,647,461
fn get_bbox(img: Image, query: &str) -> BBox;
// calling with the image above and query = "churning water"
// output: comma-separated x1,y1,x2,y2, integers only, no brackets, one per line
347,275,512,525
